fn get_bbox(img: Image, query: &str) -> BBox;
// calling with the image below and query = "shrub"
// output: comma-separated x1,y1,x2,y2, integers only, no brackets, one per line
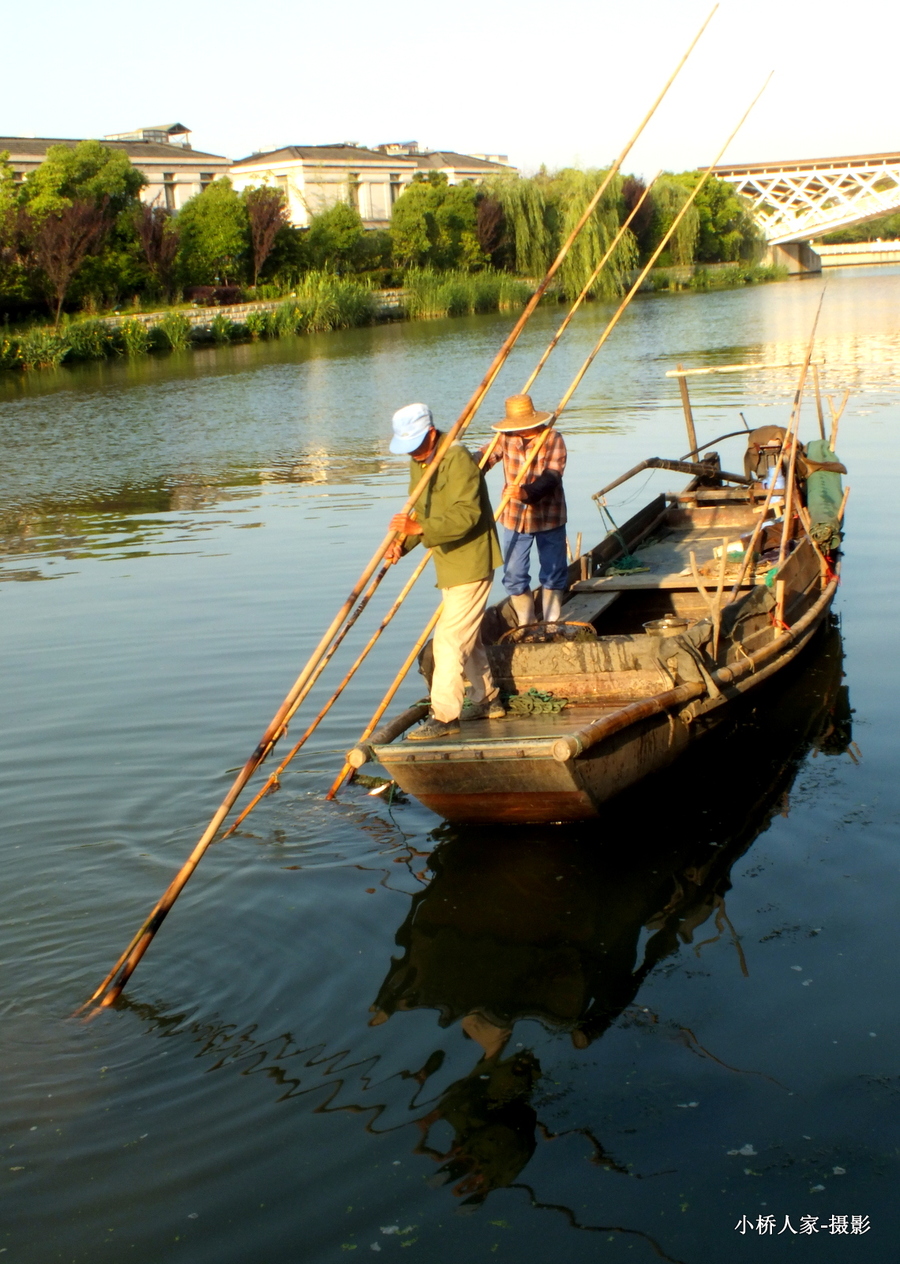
0,336,23,370
245,309,275,338
64,318,116,361
209,312,238,343
156,311,192,350
184,284,243,306
18,328,68,369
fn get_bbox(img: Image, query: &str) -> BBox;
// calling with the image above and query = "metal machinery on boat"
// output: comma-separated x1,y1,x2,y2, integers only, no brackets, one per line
354,366,847,824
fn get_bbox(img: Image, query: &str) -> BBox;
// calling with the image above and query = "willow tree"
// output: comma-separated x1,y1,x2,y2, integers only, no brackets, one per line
647,176,700,267
482,176,552,278
546,168,636,301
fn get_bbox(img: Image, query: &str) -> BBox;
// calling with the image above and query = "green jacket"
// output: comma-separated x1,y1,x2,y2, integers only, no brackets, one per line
405,435,503,588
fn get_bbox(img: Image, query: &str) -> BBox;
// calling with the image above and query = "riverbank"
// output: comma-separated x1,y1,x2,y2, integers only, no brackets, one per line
0,261,786,374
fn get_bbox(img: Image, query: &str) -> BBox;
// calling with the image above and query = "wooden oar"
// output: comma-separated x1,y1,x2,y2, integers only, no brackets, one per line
80,14,718,1013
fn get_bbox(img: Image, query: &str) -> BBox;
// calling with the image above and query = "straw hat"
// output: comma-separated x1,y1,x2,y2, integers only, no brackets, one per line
491,394,552,433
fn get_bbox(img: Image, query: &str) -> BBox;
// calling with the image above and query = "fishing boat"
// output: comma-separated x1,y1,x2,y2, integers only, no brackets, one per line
354,368,848,824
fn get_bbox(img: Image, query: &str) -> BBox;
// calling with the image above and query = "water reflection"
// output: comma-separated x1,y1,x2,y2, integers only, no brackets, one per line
367,623,850,1204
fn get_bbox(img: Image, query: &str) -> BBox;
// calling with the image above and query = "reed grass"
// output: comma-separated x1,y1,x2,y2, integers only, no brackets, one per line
120,318,150,356
403,269,531,319
156,312,193,351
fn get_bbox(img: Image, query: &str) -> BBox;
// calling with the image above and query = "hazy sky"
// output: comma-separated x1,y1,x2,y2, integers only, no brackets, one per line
3,0,895,175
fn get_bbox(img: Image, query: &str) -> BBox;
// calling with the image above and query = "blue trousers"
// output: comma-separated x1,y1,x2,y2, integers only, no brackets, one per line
501,524,568,595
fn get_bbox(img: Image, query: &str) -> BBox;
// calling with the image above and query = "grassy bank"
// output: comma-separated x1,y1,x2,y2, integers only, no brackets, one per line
0,262,788,374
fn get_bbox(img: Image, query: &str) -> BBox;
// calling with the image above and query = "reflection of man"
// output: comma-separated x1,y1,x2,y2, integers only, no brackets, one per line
479,394,568,626
386,403,505,740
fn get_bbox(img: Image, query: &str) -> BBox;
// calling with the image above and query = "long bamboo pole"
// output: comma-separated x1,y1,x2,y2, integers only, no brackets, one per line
326,77,772,803
121,185,664,863
520,175,660,393
81,14,719,1013
728,290,826,599
813,365,826,440
215,444,511,840
169,201,662,838
547,76,774,420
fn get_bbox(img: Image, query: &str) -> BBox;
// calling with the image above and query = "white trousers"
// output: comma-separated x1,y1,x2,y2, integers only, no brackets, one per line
430,578,497,722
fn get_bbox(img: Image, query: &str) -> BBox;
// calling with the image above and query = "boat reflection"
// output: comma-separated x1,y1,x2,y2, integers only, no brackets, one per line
369,621,853,1203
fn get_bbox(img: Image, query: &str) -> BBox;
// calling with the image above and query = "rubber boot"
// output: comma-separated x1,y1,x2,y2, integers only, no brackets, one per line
542,588,564,623
510,592,536,627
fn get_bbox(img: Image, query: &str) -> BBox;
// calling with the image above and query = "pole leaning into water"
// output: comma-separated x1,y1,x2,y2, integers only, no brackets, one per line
82,19,719,1014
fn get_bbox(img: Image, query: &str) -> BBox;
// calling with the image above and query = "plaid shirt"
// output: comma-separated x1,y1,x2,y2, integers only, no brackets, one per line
480,428,567,533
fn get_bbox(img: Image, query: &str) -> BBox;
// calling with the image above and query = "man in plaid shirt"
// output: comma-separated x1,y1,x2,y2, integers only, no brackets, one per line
479,394,568,626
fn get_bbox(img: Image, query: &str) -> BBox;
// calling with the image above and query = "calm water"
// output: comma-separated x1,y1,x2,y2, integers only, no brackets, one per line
3,269,899,1263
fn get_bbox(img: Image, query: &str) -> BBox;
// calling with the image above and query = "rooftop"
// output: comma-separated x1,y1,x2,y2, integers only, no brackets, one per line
0,135,229,162
232,143,415,166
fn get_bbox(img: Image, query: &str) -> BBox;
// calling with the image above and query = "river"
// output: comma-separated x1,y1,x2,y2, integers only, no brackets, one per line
2,268,898,1263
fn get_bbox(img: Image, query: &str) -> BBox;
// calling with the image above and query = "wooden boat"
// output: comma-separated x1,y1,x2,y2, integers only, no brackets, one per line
355,388,846,825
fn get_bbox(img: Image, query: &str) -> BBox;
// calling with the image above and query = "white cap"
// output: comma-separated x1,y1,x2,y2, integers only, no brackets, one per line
390,403,433,455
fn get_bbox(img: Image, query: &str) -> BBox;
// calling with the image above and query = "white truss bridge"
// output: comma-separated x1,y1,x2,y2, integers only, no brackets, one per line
713,152,900,244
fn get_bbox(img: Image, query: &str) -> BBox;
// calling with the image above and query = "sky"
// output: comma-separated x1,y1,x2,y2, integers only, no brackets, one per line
3,0,896,176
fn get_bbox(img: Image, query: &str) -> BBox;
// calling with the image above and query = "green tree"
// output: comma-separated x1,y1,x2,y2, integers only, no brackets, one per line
390,178,436,266
390,174,484,271
305,201,364,271
647,176,700,267
674,174,762,263
16,140,146,313
22,140,145,218
481,176,550,276
545,168,633,300
177,178,250,285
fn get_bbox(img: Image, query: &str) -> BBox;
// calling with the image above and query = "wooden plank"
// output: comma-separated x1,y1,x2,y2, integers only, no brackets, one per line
561,590,620,624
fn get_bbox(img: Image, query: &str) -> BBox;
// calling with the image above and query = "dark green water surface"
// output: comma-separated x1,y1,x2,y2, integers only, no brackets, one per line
2,269,898,1263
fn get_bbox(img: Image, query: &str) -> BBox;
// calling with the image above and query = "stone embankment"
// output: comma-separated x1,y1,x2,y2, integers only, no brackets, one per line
104,290,406,334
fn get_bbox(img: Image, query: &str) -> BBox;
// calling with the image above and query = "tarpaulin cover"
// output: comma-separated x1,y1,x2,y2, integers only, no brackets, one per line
805,439,843,551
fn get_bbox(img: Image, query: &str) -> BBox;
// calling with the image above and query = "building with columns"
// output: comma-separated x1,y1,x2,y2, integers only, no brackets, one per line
228,141,516,229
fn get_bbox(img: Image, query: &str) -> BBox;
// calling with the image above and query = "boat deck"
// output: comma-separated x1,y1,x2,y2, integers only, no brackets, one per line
572,528,756,592
377,704,618,759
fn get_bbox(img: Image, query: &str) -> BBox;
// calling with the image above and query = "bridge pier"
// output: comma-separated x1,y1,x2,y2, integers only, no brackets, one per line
766,241,822,275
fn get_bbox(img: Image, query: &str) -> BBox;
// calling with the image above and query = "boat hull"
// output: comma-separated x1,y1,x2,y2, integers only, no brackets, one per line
374,582,836,825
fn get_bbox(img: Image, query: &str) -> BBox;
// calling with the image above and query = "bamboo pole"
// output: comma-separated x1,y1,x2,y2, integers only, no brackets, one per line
81,15,719,1013
813,364,826,440
327,76,773,803
537,74,774,423
728,290,826,599
520,174,660,393
712,539,728,659
828,389,850,451
677,365,699,458
776,424,801,570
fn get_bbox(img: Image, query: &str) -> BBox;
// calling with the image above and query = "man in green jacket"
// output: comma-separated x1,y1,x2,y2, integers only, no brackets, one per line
386,402,505,740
